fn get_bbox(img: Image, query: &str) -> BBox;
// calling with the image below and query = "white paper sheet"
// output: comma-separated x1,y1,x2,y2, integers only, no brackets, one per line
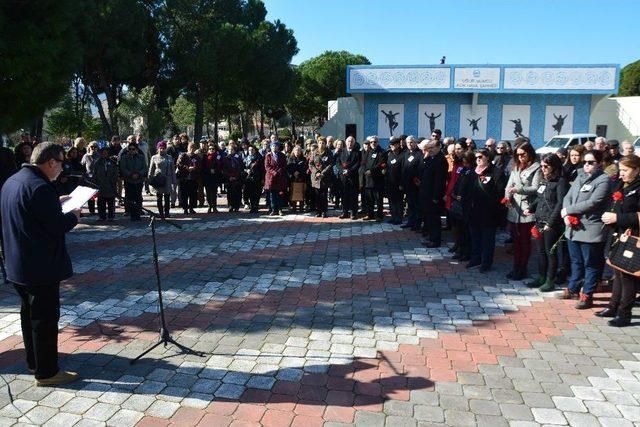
61,186,99,214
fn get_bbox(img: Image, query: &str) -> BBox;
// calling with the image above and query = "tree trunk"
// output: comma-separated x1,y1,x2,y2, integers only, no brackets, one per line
31,116,43,141
88,88,113,137
291,119,297,141
194,86,204,144
272,117,278,138
259,110,265,139
212,92,220,144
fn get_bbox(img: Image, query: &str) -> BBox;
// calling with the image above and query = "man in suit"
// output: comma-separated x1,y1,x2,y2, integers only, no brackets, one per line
1,142,81,386
419,140,449,247
338,136,362,219
362,136,387,221
400,136,423,229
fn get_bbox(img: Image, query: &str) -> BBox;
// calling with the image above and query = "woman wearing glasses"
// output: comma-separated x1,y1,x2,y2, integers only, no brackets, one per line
525,154,568,292
558,150,609,309
505,141,541,280
463,148,506,272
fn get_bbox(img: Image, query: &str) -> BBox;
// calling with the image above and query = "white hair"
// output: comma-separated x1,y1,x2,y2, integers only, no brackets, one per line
595,136,607,144
366,135,379,143
406,135,416,143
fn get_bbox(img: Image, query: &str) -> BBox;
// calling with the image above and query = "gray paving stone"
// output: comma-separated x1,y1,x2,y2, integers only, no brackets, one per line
60,396,98,415
439,395,468,411
354,410,385,427
531,408,567,425
476,414,509,427
599,417,635,427
43,412,82,427
616,404,640,421
410,390,438,406
384,415,417,427
443,409,475,426
84,402,119,422
384,400,414,416
39,391,75,409
522,392,554,408
469,399,500,416
457,373,485,385
146,400,180,419
120,394,155,412
21,406,57,425
564,412,600,427
414,405,444,422
491,389,523,404
551,396,586,413
499,403,534,421
434,382,462,395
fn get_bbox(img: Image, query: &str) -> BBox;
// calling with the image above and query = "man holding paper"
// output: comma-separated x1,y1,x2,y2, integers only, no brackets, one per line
0,142,81,386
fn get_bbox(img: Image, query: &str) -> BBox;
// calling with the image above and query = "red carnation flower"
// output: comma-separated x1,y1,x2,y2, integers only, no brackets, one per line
567,215,581,228
612,191,624,201
380,162,387,168
341,162,348,168
500,197,510,206
530,226,542,240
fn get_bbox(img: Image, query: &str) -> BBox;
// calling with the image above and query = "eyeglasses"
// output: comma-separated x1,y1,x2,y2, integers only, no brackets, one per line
475,155,484,159
496,146,505,150
517,152,527,157
584,160,597,165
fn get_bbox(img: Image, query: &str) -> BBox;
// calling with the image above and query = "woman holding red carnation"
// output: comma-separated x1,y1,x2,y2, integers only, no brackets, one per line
558,150,610,309
598,155,640,326
525,154,569,292
505,141,542,280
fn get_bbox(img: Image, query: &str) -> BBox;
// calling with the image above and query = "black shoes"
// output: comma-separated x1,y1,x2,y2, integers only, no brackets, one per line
595,308,616,318
608,317,631,327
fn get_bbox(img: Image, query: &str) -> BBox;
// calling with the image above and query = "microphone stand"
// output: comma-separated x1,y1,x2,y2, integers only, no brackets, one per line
77,175,204,363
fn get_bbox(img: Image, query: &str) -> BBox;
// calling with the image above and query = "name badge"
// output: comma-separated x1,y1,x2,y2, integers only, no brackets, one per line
628,190,637,196
322,156,328,162
216,155,221,160
481,176,491,184
456,166,463,173
580,184,592,192
372,153,377,158
537,185,546,194
234,154,239,158
390,159,397,164
408,156,414,162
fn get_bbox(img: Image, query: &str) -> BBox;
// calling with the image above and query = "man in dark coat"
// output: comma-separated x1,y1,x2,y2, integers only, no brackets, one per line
0,142,81,386
385,137,404,224
400,136,423,229
419,140,449,247
338,136,362,219
362,136,387,221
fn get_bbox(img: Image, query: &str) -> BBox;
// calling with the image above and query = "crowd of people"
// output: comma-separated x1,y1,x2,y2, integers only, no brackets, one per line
1,132,639,327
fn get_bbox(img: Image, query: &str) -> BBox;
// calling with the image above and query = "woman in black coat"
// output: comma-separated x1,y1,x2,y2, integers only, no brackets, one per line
526,154,569,292
599,155,640,326
287,145,308,213
451,151,476,262
463,148,507,272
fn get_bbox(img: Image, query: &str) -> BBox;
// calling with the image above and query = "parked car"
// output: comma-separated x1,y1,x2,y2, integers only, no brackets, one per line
535,133,597,155
633,136,640,156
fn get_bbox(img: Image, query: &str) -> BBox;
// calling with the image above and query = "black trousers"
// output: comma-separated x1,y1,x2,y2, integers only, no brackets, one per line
536,226,561,282
342,182,358,216
388,190,404,222
423,200,442,245
363,188,384,217
156,193,170,217
204,183,219,208
228,182,243,210
13,283,60,379
97,196,115,220
314,187,328,213
124,182,143,220
179,180,198,212
608,269,640,319
244,180,262,210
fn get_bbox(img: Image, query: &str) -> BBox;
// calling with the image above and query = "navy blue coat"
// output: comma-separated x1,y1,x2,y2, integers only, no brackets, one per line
0,166,78,286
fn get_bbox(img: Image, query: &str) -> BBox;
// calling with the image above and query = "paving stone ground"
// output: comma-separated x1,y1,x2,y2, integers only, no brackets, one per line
1,195,640,426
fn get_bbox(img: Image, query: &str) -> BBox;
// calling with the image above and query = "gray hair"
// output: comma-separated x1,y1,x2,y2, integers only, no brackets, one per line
31,142,64,165
443,136,455,145
406,135,416,144
366,135,379,143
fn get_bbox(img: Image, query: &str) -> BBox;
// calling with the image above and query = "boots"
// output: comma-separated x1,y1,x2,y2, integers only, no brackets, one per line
539,279,555,292
556,288,579,300
575,293,593,309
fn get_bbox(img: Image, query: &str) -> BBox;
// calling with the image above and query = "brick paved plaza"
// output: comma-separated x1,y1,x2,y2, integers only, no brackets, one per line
1,198,640,427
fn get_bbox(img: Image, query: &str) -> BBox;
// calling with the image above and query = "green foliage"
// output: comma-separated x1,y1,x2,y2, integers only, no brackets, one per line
170,95,196,130
46,94,103,140
287,51,370,126
619,60,640,97
229,130,244,141
0,0,83,134
116,87,166,143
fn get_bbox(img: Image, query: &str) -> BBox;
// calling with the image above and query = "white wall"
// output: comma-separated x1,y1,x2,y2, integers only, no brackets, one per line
590,96,640,141
318,96,364,142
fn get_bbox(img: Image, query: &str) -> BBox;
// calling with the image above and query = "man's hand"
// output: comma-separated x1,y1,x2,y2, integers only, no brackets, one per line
602,212,617,225
72,209,81,220
508,187,518,195
560,208,568,218
59,195,72,203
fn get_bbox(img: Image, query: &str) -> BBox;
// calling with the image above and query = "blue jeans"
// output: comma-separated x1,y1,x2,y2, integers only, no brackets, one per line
567,240,605,295
469,225,497,268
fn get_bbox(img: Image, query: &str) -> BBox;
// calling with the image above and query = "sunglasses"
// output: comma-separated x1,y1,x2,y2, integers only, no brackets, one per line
475,155,484,159
517,152,527,157
584,160,597,165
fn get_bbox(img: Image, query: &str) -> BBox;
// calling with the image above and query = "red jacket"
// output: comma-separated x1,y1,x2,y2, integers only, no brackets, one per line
264,152,288,191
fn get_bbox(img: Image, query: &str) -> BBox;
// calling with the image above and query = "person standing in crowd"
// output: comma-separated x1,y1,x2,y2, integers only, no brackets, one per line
80,141,100,215
225,143,245,212
135,134,151,195
445,140,467,252
464,148,506,272
0,142,16,191
73,137,87,156
195,138,208,208
400,136,423,230
505,142,541,280
201,142,223,213
583,139,595,152
599,155,640,326
148,141,176,218
309,137,334,218
386,137,404,224
1,142,81,386
420,140,448,248
465,138,476,152
264,140,288,216
244,145,264,213
331,139,344,210
594,136,607,152
287,145,308,213
526,154,568,292
119,142,148,221
259,139,270,157
493,141,512,176
57,146,83,196
338,136,362,219
485,138,496,154
362,136,386,221
450,151,476,262
14,142,33,168
603,150,620,180
358,139,371,215
558,150,610,309
621,140,634,156
176,142,201,214
563,145,584,183
431,129,442,144
93,146,119,221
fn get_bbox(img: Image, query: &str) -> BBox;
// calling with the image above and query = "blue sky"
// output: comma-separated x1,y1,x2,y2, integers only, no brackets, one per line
265,0,638,67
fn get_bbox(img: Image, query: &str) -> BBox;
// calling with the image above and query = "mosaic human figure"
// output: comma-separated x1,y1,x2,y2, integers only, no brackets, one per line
424,111,442,133
552,113,567,134
510,118,524,138
467,117,482,136
381,110,400,136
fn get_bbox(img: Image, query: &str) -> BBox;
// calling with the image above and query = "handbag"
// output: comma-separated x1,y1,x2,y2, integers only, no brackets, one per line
149,173,166,188
607,213,640,277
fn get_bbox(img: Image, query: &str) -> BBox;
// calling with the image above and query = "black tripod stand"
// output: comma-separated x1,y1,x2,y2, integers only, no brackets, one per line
130,204,204,363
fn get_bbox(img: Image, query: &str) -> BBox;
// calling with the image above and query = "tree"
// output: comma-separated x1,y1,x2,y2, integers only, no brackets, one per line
0,0,83,134
80,0,160,137
170,95,196,131
619,60,640,97
289,51,370,127
46,94,102,141
116,87,166,144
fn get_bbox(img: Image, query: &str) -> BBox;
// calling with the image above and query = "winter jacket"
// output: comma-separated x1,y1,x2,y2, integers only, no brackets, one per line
463,164,507,228
93,156,120,198
562,169,610,243
309,151,334,190
119,151,148,184
530,176,569,231
264,152,288,191
148,153,176,195
505,162,541,224
362,146,387,189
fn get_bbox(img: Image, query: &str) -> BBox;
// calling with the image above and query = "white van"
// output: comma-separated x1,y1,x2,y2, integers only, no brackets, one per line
535,133,597,155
